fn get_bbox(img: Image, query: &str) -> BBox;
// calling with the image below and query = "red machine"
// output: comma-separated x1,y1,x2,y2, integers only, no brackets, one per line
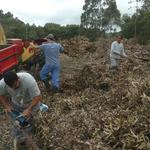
0,39,23,76
0,34,47,80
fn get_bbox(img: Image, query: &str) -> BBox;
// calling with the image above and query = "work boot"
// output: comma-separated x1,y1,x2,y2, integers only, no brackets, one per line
52,87,63,93
42,79,50,91
51,86,59,93
109,66,119,75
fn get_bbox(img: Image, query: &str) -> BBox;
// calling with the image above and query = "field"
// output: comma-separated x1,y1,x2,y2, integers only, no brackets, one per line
0,37,150,150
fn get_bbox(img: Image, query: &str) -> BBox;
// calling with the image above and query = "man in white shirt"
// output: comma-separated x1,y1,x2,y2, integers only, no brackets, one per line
110,35,128,71
0,71,41,149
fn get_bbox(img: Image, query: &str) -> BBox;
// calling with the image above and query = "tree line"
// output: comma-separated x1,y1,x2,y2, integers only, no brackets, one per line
0,10,81,41
0,0,149,44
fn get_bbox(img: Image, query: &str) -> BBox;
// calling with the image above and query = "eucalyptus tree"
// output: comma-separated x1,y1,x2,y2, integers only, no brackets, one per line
141,0,150,11
81,0,105,30
103,0,121,33
81,0,121,37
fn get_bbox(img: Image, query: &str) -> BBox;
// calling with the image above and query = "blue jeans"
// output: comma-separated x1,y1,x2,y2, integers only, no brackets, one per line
11,117,34,139
40,63,60,89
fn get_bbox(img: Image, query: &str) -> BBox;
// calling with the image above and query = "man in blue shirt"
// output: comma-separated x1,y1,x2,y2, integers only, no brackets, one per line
31,34,64,92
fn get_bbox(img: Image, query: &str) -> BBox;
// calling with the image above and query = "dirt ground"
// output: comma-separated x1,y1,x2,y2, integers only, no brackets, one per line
0,38,150,150
0,113,13,149
0,54,88,150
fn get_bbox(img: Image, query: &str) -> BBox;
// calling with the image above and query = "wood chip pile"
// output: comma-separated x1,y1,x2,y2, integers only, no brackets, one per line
0,37,149,150
35,38,150,150
61,36,97,57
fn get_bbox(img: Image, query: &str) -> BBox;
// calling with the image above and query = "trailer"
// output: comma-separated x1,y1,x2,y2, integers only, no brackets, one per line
0,39,23,77
0,23,45,79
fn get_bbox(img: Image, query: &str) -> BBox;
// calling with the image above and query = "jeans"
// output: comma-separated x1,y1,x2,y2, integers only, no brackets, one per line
12,117,34,139
10,104,39,149
40,63,60,89
110,58,119,70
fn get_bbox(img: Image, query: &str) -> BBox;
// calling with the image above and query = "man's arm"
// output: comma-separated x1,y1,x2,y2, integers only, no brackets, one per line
113,51,127,58
29,43,41,53
121,45,128,58
0,95,13,112
113,51,122,56
23,95,42,117
22,73,42,117
58,43,64,53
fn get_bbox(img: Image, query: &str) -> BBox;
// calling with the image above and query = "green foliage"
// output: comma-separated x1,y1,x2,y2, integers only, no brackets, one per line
81,0,105,31
0,11,25,38
121,15,135,39
0,10,81,41
44,23,61,37
81,0,121,36
63,25,80,39
0,2,149,45
43,23,80,40
137,11,150,44
121,10,150,44
140,0,150,11
103,0,121,32
80,27,105,41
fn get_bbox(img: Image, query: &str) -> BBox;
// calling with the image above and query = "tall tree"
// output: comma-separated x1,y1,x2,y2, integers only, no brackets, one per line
121,15,134,39
121,11,150,44
142,0,150,11
81,0,105,31
103,0,121,33
81,0,121,35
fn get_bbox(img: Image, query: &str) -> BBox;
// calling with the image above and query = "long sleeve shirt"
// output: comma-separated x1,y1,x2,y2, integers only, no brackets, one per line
110,41,127,59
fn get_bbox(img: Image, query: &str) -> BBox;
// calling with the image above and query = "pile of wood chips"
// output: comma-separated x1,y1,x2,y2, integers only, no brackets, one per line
61,36,97,57
35,37,150,149
0,37,149,149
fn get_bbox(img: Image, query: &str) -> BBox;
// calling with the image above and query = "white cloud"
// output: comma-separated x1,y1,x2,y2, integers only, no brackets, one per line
0,0,84,26
116,0,142,16
0,0,141,26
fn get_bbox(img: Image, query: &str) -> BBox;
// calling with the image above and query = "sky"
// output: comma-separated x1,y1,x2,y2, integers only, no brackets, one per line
0,0,139,26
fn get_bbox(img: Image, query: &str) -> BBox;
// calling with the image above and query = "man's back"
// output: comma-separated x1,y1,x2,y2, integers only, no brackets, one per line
40,42,64,65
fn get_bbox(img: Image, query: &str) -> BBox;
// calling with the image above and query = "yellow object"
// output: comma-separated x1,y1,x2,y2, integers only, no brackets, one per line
0,23,6,44
21,46,34,62
0,23,35,63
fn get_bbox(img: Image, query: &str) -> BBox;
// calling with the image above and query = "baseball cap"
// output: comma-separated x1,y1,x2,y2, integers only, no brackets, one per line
46,34,55,40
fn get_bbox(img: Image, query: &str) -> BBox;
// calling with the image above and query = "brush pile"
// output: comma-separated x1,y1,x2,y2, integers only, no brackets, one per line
0,37,149,149
35,38,150,150
61,36,97,57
